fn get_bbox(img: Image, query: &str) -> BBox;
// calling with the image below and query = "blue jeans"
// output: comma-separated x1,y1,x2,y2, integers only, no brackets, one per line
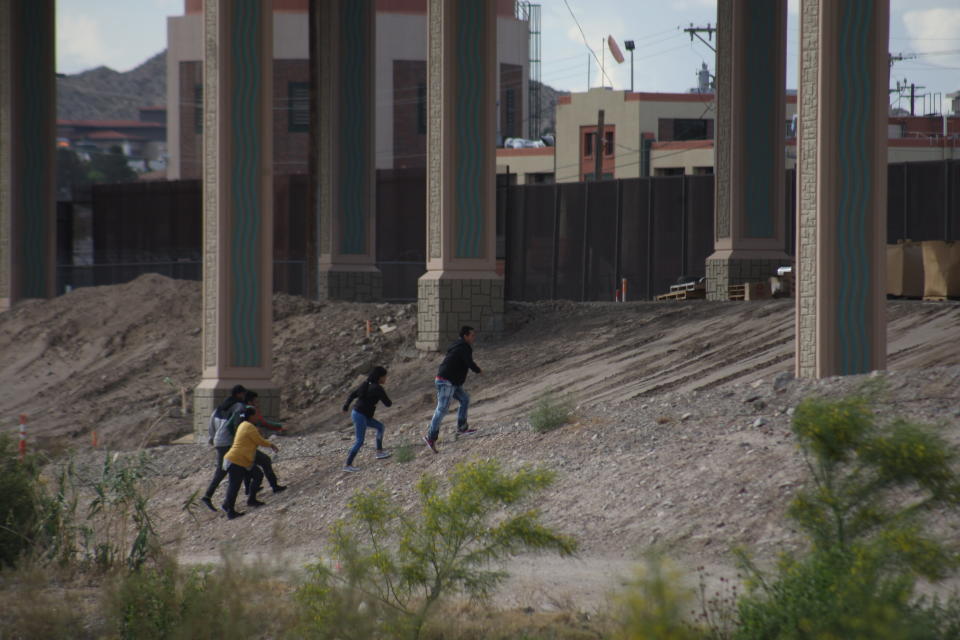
347,410,385,465
427,379,469,441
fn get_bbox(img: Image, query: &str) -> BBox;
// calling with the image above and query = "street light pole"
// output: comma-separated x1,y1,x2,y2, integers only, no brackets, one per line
624,40,635,92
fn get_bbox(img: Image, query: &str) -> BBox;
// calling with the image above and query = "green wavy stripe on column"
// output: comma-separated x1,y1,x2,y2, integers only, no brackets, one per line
455,0,484,258
836,0,873,374
741,2,777,239
230,0,262,367
18,2,51,298
338,0,368,255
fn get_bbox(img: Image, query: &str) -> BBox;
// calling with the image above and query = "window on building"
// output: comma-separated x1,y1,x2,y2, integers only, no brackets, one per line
584,131,594,157
673,119,708,141
505,88,516,138
527,172,555,184
604,131,614,156
417,83,427,134
194,84,203,134
288,82,309,132
659,118,712,141
693,166,714,175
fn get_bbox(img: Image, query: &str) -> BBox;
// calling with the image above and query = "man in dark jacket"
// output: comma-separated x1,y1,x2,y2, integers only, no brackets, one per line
423,326,481,453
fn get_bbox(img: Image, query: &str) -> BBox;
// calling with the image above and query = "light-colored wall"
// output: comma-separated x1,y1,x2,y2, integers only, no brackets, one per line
166,14,201,179
650,144,715,175
497,15,529,138
555,89,642,182
649,141,960,175
555,88,799,182
374,12,424,170
495,148,554,184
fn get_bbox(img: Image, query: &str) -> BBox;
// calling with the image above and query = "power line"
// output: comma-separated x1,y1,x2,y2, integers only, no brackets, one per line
560,0,613,88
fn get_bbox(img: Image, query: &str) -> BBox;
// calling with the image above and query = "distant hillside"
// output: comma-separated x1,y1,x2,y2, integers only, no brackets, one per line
56,51,566,137
57,51,166,121
531,79,567,136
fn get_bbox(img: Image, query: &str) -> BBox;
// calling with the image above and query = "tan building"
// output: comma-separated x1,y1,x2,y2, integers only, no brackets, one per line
553,88,799,182
650,115,960,175
166,0,531,179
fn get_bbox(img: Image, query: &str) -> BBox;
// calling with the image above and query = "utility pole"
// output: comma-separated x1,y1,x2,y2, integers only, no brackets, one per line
594,109,605,181
624,40,636,92
683,23,716,53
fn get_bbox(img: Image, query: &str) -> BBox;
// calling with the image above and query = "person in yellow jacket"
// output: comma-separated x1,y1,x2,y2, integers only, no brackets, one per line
222,407,279,519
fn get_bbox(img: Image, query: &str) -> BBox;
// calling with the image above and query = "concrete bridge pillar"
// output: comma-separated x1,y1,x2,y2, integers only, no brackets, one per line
418,0,504,351
194,0,279,437
796,0,889,377
0,0,56,311
313,0,381,301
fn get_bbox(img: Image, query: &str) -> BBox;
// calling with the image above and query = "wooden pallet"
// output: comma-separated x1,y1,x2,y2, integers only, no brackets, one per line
728,281,771,301
655,288,706,301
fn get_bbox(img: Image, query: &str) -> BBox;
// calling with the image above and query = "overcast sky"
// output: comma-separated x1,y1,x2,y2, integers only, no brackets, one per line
56,0,960,114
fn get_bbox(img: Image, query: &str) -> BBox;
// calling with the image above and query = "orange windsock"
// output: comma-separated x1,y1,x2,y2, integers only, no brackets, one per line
608,35,625,64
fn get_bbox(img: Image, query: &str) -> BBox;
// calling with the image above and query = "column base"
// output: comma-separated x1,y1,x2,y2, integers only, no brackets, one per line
416,271,504,351
706,252,792,301
318,267,383,302
193,379,281,443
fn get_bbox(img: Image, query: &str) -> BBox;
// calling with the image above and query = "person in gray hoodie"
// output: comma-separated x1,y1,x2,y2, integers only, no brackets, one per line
199,384,247,512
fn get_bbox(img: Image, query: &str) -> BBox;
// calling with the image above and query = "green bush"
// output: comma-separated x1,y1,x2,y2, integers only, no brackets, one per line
0,434,44,568
612,555,703,640
734,394,960,639
529,392,575,433
295,459,578,639
105,553,293,640
394,443,415,464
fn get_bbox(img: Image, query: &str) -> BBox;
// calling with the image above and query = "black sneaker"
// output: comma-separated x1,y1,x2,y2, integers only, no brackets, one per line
223,507,246,520
247,499,267,508
423,436,439,453
456,426,478,438
200,496,217,512
272,485,287,494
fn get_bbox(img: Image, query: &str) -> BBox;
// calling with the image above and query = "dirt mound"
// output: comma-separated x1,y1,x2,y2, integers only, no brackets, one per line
0,275,421,451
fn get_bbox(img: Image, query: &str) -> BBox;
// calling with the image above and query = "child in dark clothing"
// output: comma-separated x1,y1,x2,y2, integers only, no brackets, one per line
341,366,392,472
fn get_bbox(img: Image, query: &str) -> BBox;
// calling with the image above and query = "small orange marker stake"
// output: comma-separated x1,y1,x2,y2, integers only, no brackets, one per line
366,320,372,336
18,414,27,460
92,430,98,448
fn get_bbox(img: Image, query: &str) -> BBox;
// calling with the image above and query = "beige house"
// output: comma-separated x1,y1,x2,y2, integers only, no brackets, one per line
495,88,960,184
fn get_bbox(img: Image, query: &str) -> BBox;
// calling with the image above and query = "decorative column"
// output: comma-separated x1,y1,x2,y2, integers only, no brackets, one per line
0,0,56,311
418,0,503,351
193,0,278,438
314,0,381,301
706,0,791,300
796,0,889,377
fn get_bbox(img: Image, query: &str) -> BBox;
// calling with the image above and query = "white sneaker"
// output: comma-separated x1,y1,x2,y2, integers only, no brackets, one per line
343,465,360,472
375,451,392,460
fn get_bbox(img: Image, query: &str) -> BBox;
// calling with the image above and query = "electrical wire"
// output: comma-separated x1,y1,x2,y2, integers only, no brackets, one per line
560,0,613,87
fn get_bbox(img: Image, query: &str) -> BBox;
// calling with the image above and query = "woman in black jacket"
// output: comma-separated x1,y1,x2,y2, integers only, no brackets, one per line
341,366,392,472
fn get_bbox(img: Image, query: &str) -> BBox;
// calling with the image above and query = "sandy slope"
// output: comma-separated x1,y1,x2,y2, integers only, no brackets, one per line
4,275,960,608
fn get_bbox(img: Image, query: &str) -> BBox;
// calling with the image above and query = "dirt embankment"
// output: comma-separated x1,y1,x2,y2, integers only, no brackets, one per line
4,275,960,608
